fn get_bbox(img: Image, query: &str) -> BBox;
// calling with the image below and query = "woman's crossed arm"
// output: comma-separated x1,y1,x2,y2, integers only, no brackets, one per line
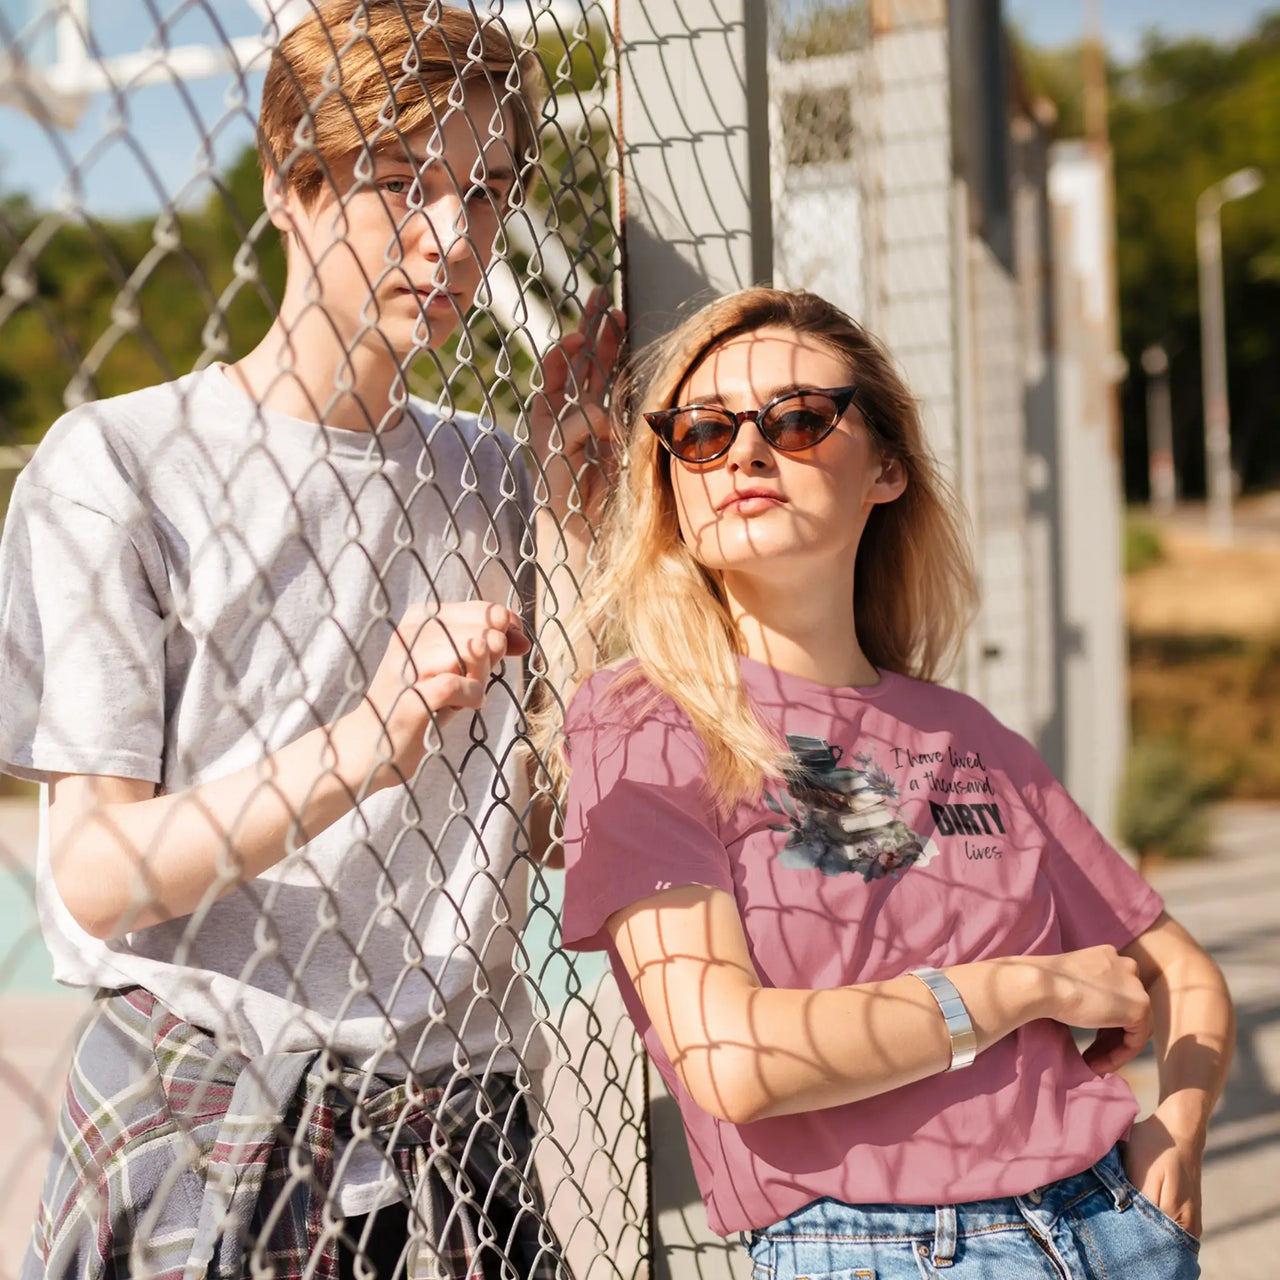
607,883,1153,1126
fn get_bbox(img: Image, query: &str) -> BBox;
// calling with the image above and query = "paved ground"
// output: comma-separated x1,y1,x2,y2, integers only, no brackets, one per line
1125,803,1280,1280
1,798,1276,1279
0,796,87,1280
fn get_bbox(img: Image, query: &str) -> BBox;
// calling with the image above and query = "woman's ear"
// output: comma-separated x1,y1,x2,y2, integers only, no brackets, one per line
870,455,909,505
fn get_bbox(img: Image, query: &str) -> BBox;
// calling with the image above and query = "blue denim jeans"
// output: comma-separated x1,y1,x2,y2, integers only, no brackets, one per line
744,1145,1200,1279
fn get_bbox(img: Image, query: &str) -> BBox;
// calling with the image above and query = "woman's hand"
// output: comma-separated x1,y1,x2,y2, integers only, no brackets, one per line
527,284,625,533
1038,944,1153,1074
334,601,530,790
1123,1100,1205,1238
1113,912,1236,1243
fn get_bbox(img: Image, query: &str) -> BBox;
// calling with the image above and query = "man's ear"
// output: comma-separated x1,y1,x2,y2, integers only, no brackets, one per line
870,455,909,505
263,171,294,236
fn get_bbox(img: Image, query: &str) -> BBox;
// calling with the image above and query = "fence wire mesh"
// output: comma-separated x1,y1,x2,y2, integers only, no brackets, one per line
0,2,1126,1278
0,3,645,1278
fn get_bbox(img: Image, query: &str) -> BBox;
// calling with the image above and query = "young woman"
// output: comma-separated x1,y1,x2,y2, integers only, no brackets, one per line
547,288,1233,1278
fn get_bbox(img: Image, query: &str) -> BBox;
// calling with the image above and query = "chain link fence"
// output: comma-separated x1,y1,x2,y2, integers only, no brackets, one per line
0,3,646,1278
0,2,1126,1278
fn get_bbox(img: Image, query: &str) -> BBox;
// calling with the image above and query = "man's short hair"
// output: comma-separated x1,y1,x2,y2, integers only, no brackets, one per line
257,0,544,206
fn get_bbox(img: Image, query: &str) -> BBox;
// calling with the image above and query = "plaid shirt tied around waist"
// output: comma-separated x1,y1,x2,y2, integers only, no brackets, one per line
24,987,563,1280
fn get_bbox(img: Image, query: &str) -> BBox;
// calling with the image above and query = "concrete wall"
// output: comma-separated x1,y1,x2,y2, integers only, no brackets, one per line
965,233,1034,736
869,1,959,478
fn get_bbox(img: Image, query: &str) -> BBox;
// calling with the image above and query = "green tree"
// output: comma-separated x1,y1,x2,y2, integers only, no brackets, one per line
0,147,287,442
1014,38,1088,138
1023,14,1280,498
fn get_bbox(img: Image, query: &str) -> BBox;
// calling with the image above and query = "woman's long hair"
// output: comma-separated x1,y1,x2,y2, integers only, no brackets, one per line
534,287,978,811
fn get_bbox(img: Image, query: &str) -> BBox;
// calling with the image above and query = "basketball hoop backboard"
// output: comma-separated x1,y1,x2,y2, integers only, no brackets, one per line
0,1,283,128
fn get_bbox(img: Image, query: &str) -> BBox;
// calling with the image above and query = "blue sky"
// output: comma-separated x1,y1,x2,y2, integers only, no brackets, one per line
0,2,270,217
1006,0,1275,62
1,0,1277,219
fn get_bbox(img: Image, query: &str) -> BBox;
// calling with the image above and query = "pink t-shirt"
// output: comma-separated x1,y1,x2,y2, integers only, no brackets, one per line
559,657,1164,1237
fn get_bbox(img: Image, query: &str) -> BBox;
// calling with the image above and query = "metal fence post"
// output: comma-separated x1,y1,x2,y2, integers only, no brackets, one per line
614,0,773,347
613,9,769,1277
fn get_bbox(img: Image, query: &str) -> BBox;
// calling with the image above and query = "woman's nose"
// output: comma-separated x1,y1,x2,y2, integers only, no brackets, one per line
724,416,773,471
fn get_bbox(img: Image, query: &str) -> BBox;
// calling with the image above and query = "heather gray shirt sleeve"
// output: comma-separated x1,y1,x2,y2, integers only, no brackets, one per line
0,475,167,783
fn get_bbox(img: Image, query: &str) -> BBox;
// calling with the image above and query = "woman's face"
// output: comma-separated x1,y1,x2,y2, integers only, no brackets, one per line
665,326,906,582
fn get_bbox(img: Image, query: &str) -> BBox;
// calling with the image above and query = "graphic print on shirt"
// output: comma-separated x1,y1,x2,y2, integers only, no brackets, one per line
764,734,941,880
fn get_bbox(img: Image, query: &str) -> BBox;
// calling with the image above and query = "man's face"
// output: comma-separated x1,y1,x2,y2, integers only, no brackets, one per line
278,79,519,357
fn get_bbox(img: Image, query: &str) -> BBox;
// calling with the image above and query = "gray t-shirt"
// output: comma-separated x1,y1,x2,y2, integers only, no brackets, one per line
0,368,548,1103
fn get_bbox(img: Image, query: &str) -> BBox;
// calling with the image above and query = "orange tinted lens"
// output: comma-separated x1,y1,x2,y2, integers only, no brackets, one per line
669,409,736,461
761,393,839,450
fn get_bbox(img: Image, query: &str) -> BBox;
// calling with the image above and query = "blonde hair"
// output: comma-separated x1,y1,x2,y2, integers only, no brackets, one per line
536,287,978,811
257,0,544,206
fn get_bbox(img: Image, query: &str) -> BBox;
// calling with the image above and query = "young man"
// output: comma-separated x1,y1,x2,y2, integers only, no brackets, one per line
0,3,620,1277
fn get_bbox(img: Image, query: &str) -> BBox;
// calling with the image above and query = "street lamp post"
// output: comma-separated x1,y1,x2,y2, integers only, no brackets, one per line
1142,344,1175,515
1197,166,1264,543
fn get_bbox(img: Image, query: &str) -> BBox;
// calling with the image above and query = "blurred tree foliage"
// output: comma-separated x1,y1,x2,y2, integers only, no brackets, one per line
0,146,285,442
1021,13,1280,498
774,0,865,60
1117,736,1214,862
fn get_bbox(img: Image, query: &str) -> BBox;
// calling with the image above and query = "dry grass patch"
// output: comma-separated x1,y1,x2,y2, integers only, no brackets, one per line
1127,519,1280,801
1126,531,1280,639
1129,635,1280,800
